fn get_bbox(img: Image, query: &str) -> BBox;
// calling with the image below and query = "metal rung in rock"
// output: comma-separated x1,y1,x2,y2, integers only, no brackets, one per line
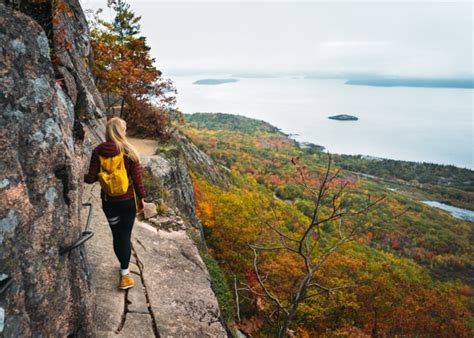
59,203,94,255
0,277,13,296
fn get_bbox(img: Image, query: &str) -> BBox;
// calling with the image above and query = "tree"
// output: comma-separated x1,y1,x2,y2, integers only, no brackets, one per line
89,1,179,139
109,0,141,42
246,153,406,337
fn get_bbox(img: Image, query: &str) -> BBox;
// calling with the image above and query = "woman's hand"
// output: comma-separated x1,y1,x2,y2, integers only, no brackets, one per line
138,198,145,213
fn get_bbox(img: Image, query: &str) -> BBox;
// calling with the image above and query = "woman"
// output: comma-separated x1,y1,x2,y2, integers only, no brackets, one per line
84,117,146,290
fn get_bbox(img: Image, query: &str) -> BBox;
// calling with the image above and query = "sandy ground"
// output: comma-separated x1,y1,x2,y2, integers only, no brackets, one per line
128,137,158,156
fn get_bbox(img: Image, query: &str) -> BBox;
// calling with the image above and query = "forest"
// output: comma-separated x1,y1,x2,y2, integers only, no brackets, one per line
183,112,474,336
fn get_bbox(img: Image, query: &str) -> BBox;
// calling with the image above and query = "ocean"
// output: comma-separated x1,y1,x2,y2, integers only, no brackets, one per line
171,76,473,169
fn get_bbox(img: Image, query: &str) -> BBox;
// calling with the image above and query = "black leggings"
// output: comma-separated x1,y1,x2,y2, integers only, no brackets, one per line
102,198,136,269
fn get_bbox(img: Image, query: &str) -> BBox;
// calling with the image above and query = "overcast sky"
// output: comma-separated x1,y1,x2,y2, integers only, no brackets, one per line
82,1,473,78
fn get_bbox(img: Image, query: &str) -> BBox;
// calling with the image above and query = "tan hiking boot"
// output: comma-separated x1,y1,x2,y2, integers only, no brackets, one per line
119,274,135,290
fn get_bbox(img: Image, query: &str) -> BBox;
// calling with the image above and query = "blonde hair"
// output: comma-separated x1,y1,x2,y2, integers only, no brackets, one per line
105,117,140,163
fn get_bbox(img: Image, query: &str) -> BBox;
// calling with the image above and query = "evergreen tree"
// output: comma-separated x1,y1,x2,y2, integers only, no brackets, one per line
109,0,141,42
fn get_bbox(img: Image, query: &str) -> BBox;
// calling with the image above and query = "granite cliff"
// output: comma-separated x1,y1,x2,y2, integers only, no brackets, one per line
0,0,104,335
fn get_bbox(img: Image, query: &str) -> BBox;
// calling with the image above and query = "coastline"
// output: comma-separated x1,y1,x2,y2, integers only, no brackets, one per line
185,111,473,171
285,131,473,171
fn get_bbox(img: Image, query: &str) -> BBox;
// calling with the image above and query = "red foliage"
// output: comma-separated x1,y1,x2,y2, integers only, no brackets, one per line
237,316,264,336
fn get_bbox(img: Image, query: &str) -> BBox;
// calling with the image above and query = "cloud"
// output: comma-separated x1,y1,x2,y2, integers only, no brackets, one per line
84,1,473,77
321,40,394,48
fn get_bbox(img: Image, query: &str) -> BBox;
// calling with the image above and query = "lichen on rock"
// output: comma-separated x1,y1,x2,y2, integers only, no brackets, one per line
0,2,104,336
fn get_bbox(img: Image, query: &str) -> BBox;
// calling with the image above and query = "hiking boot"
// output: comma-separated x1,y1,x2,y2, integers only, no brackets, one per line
119,274,135,290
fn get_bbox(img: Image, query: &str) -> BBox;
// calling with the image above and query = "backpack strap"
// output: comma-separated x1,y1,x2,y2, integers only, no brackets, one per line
124,154,139,211
132,185,139,212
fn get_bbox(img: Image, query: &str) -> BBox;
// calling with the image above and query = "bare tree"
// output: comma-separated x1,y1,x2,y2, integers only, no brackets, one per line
242,153,406,337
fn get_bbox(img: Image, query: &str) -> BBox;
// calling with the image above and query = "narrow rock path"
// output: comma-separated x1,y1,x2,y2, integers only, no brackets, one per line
84,138,227,337
83,185,156,337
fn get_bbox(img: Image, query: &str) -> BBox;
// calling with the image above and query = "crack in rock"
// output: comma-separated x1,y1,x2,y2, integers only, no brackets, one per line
131,244,161,338
128,310,150,315
115,290,129,334
135,238,147,252
114,245,160,337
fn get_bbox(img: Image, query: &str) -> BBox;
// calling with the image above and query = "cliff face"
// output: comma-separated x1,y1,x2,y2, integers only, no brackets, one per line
141,132,229,229
0,1,103,335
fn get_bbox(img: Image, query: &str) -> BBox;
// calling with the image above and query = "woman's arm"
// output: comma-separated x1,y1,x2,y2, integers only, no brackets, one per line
84,148,100,184
130,160,147,200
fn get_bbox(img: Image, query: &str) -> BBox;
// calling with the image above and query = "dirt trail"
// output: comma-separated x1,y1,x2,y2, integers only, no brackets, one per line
128,137,158,156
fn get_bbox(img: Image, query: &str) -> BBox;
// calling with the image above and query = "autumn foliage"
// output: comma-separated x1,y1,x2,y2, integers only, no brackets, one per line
185,113,474,336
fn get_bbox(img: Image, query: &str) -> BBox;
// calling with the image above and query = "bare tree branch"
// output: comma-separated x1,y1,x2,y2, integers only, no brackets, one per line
249,244,289,315
302,284,355,301
249,153,400,337
234,274,241,322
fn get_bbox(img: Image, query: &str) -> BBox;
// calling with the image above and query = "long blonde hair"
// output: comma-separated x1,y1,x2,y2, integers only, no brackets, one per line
105,117,140,163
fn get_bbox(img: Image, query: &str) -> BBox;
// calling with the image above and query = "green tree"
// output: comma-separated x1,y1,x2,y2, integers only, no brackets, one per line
109,0,141,42
90,1,178,139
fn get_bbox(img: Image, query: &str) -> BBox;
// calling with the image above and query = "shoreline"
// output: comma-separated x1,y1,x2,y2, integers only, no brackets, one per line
184,112,473,171
286,132,473,171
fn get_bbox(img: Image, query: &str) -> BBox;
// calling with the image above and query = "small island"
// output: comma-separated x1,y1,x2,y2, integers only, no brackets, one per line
193,78,239,85
328,114,358,121
298,141,325,153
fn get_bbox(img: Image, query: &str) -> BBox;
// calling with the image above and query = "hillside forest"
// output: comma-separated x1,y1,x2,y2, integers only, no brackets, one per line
183,113,473,336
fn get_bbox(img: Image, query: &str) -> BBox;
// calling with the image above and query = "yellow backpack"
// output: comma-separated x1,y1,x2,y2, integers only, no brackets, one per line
98,152,129,197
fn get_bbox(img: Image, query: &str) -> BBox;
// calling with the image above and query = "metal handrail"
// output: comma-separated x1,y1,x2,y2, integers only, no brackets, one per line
59,203,94,255
0,277,13,296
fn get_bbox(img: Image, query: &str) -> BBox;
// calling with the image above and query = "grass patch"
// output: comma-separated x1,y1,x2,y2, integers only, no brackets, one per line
156,200,170,215
155,138,182,159
142,170,168,201
201,252,235,323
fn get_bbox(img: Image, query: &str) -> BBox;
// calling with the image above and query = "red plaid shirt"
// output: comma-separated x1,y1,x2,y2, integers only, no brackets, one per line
84,141,147,201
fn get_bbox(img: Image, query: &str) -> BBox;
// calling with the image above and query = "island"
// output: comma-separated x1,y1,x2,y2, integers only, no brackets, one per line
345,77,474,89
328,114,359,121
193,78,239,85
298,141,325,153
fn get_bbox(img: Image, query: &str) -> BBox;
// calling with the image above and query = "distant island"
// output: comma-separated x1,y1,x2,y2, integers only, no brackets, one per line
298,141,325,153
299,73,474,89
193,78,239,85
345,77,474,89
328,114,358,121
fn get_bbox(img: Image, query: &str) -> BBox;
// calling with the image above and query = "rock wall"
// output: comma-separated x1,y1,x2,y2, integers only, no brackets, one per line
141,132,229,229
142,153,199,226
175,132,229,186
0,1,104,335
